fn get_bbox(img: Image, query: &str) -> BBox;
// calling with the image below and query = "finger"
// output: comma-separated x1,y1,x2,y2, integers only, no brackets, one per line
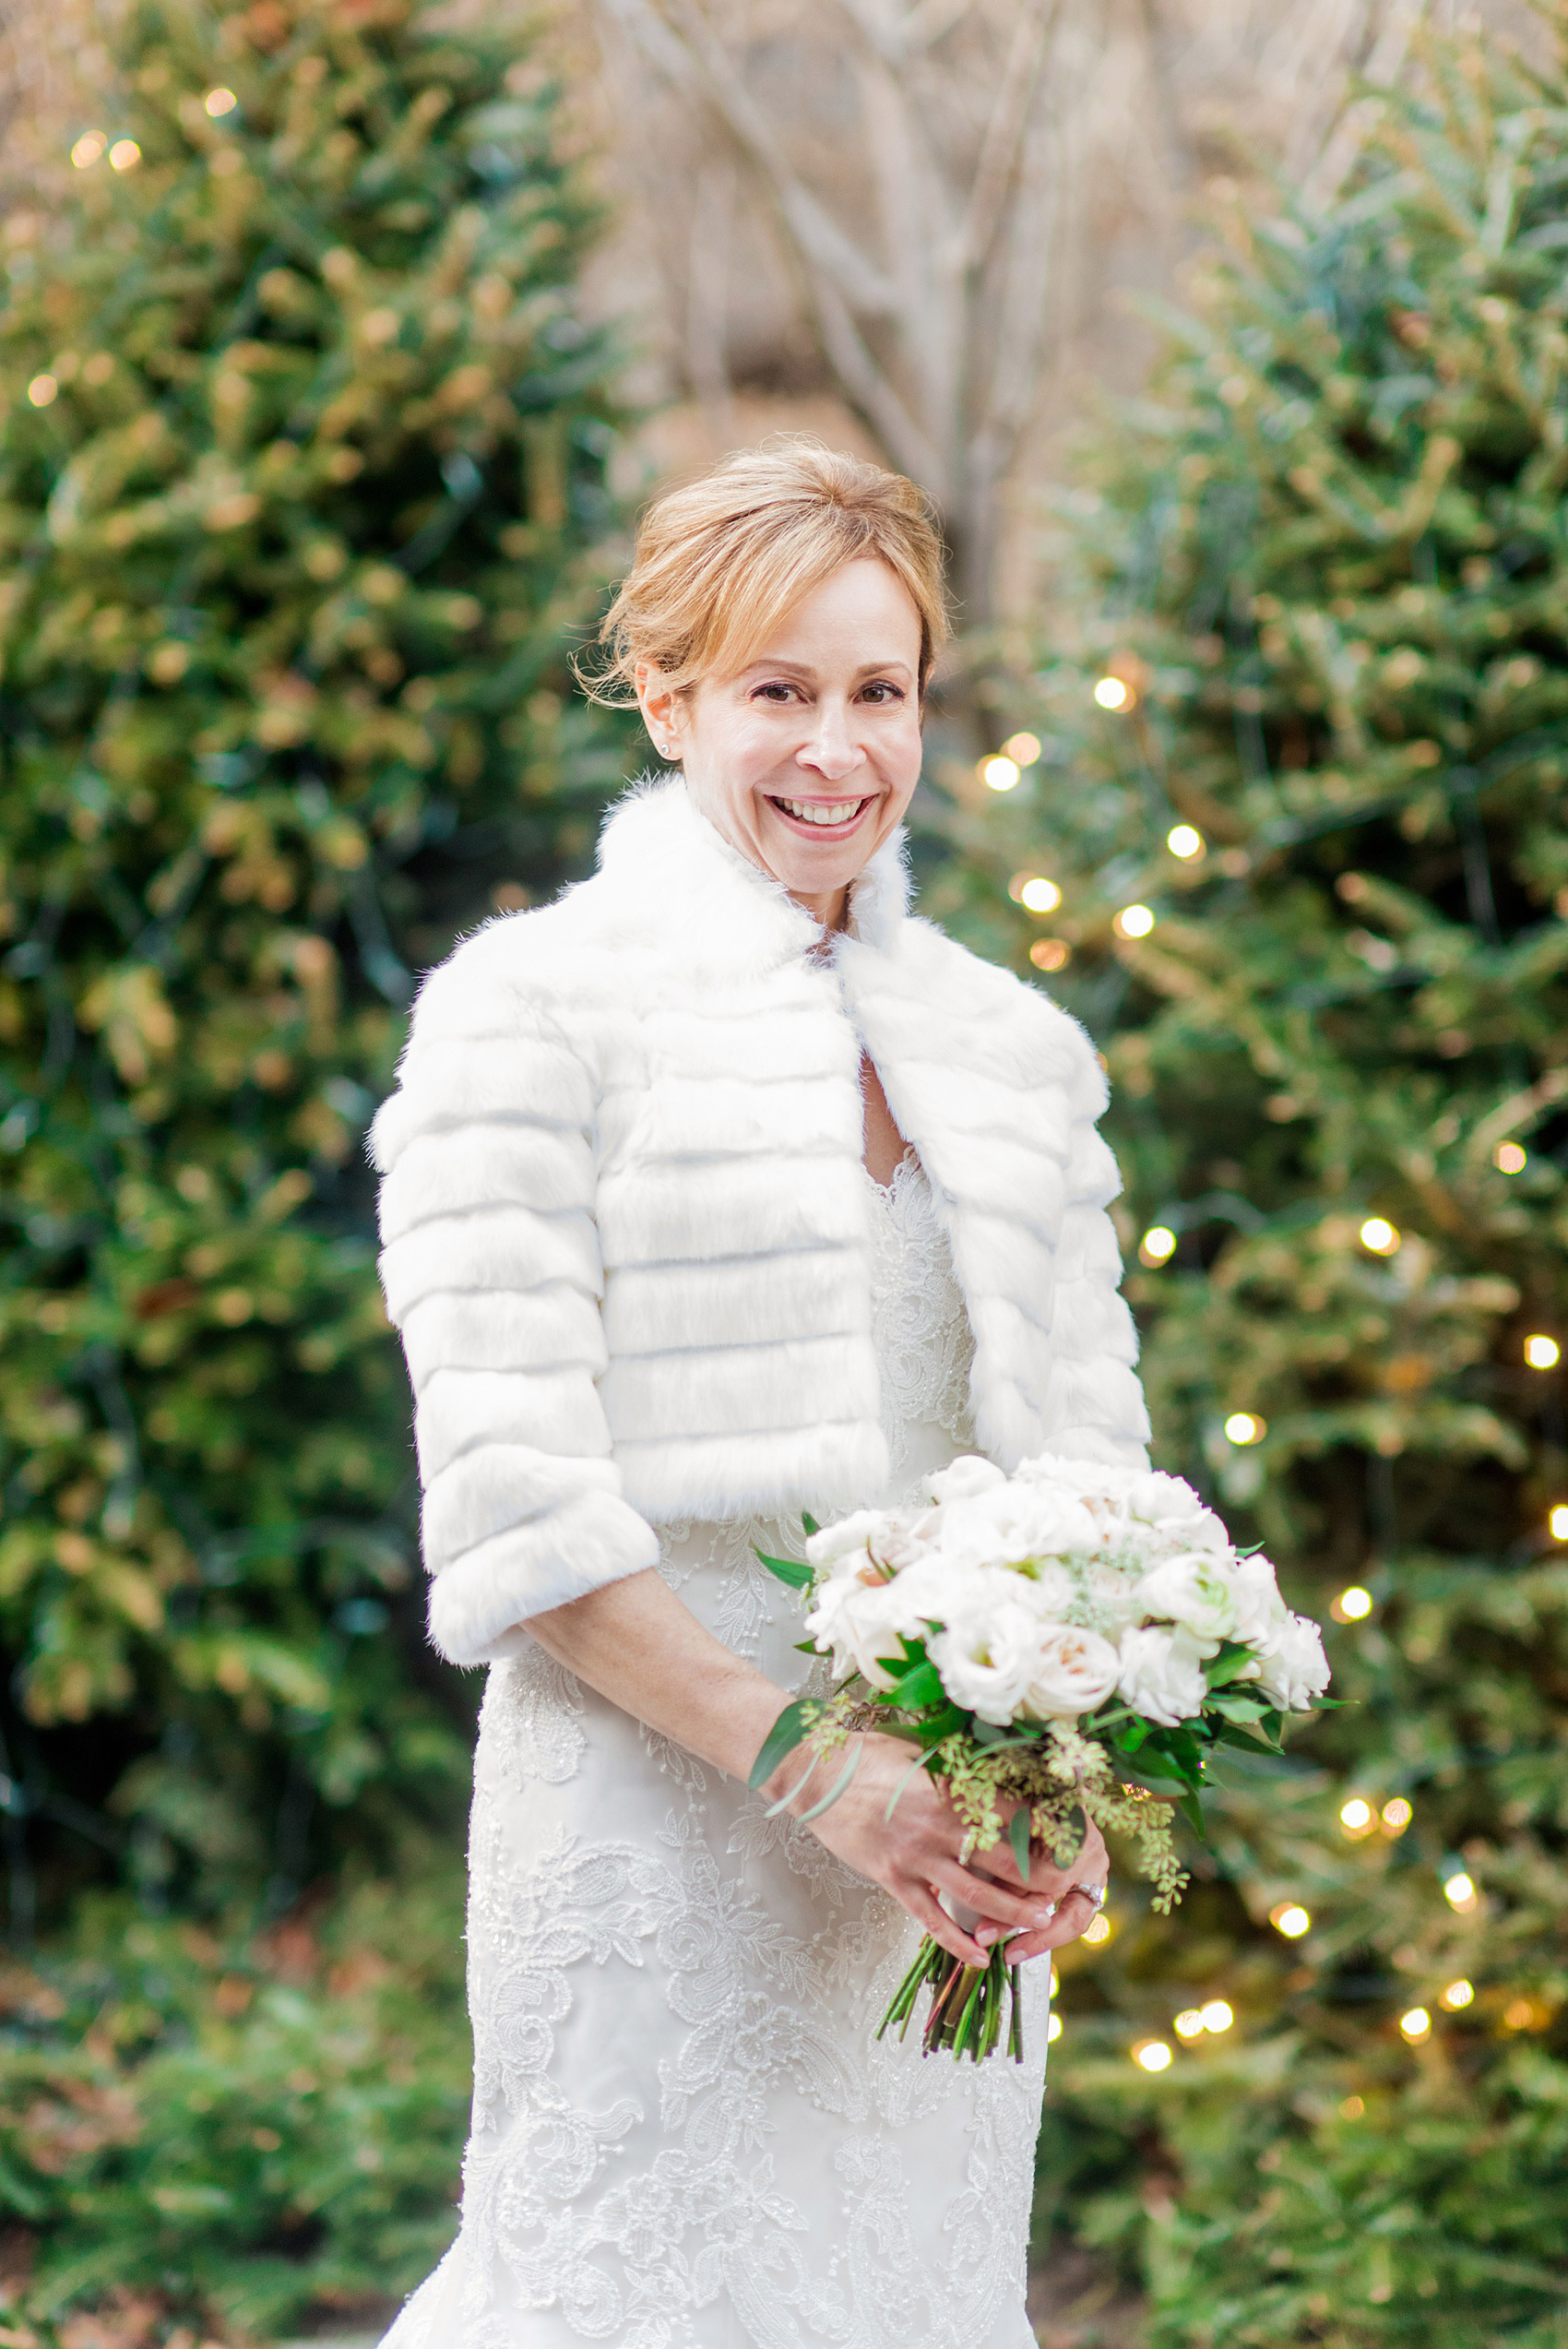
930,1862,1059,1939
1029,1887,1106,1950
901,1880,987,1967
1004,1930,1056,1963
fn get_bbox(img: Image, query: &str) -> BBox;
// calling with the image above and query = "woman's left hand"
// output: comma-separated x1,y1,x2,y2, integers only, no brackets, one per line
970,1811,1109,1963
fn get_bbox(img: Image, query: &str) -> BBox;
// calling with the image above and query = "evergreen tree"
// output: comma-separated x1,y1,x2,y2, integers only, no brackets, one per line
939,16,1568,2341
0,0,624,1930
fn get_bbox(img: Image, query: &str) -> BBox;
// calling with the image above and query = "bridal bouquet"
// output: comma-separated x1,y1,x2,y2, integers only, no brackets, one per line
749,1452,1331,2064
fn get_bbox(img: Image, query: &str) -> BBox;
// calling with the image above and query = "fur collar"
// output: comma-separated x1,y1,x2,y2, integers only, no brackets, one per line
591,772,913,977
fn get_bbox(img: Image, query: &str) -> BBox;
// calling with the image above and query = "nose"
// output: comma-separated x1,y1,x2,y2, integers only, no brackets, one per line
796,700,864,784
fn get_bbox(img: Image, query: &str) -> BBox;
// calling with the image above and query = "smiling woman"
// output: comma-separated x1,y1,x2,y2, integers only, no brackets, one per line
371,438,1146,2349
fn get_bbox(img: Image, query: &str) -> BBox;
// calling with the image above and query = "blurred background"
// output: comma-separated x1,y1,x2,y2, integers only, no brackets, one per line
3,1,1566,2343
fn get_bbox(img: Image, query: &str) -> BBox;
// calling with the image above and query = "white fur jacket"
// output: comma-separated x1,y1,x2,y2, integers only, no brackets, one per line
369,776,1150,1667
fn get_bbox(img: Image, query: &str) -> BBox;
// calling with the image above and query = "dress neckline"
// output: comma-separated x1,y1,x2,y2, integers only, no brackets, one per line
862,1148,919,1203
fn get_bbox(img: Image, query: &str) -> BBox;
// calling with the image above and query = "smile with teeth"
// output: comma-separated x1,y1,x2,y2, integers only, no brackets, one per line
769,795,873,828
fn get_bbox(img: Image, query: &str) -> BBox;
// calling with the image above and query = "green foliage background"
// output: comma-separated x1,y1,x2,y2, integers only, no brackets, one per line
938,15,1568,2343
0,0,631,2332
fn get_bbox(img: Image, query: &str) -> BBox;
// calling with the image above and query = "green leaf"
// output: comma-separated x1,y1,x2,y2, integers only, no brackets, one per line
796,1740,862,1822
1009,1803,1032,1883
802,1511,820,1537
1204,1641,1260,1690
1176,1789,1208,1842
754,1546,814,1591
886,1658,944,1708
747,1697,814,1791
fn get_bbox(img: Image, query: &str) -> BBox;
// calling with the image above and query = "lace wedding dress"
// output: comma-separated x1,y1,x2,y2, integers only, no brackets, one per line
380,1155,1049,2349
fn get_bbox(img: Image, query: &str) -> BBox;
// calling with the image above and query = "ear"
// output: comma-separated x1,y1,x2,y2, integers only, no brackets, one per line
635,662,683,762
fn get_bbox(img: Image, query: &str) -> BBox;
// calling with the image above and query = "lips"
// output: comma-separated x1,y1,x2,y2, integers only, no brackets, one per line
766,794,875,835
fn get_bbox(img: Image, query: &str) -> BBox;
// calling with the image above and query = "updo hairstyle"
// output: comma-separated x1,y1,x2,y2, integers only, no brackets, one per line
582,438,949,705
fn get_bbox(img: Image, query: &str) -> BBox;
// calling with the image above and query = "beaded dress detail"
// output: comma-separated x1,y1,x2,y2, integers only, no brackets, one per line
379,1155,1046,2349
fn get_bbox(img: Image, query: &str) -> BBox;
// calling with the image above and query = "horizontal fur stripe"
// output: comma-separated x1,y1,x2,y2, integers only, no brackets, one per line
378,1206,601,1325
422,1442,624,1571
414,1365,613,1484
427,1491,661,1665
601,1331,881,1446
400,1288,607,1385
377,1125,595,1244
602,1250,871,1353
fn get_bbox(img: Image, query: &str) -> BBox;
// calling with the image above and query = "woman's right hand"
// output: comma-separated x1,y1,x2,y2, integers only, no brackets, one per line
778,1731,1106,1968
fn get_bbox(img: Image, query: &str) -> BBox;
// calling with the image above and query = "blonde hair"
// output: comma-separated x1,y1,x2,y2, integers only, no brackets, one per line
581,438,949,705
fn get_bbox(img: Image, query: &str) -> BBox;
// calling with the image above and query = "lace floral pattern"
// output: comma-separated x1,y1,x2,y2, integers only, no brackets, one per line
380,1156,1043,2349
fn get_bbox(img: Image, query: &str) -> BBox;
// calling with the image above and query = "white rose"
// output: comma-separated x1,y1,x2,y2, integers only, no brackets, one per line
1077,1561,1146,1633
1117,1623,1211,1727
1010,1561,1077,1616
936,1483,1100,1573
1023,1623,1123,1720
1252,1612,1331,1711
929,1597,1043,1725
1231,1553,1288,1648
924,1455,1007,1508
804,1508,898,1571
1135,1550,1241,1643
805,1575,920,1690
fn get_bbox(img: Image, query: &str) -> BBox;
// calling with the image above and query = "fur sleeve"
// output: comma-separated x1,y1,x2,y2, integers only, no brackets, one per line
1039,1037,1152,1468
368,934,659,1665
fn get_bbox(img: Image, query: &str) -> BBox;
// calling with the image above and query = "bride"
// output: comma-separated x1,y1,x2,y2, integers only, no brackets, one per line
370,439,1150,2348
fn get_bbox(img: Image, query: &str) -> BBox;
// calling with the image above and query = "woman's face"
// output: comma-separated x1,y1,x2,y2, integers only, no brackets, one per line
636,556,925,925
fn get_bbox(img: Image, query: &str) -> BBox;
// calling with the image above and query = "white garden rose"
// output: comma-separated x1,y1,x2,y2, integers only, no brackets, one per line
1252,1612,1331,1711
804,1508,897,1571
1124,1471,1229,1556
1116,1623,1211,1727
1077,1561,1146,1633
929,1597,1044,1725
1135,1549,1241,1643
1009,1561,1076,1616
806,1572,922,1690
924,1456,1007,1507
1230,1552,1288,1648
1023,1623,1122,1720
935,1481,1100,1573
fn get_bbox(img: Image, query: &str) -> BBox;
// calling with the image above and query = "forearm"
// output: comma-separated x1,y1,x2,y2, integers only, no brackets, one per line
526,1566,798,1792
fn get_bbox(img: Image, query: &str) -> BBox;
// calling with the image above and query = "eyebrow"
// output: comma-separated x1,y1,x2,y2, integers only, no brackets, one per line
738,655,915,680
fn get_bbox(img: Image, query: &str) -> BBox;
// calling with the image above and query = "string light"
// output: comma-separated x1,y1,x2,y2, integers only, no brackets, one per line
1339,2094,1364,2119
1360,1217,1400,1255
1174,2009,1206,2039
1524,1333,1560,1369
109,137,141,170
980,755,1020,792
1494,1141,1527,1173
1114,903,1156,938
1134,2039,1172,2072
1002,731,1041,764
1503,1997,1538,2032
1140,1225,1177,1266
1199,1999,1234,2033
1167,824,1205,858
1381,1797,1412,1836
1443,1870,1477,1912
1270,1902,1311,1938
1082,1913,1111,1945
1399,2007,1431,2041
1333,1585,1372,1622
205,86,238,115
1094,676,1132,710
1047,2011,1063,2041
1028,939,1069,972
1018,876,1062,913
1225,1412,1265,1445
1550,1503,1568,1542
27,375,58,408
1441,1978,1474,2009
70,129,105,167
1339,1796,1375,1837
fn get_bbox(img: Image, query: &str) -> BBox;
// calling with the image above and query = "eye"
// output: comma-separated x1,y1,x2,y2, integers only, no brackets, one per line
859,680,905,704
751,680,800,704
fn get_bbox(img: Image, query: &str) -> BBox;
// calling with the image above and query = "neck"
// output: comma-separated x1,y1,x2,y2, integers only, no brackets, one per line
792,884,849,932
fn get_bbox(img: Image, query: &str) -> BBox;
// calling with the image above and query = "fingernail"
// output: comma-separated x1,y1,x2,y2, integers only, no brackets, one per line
1031,1904,1057,1926
976,1925,1000,1946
